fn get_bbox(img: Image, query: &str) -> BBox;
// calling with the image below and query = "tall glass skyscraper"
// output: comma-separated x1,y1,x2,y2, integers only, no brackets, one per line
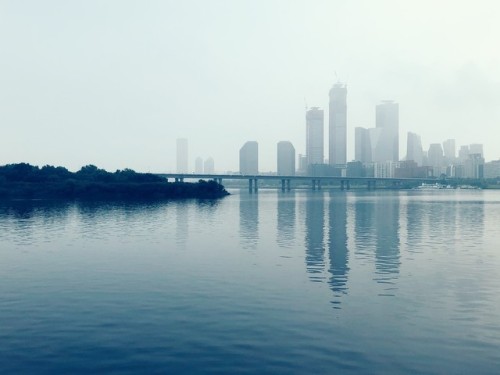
406,132,423,166
176,138,188,173
329,83,347,166
239,141,258,175
277,141,295,176
374,101,399,162
306,107,324,167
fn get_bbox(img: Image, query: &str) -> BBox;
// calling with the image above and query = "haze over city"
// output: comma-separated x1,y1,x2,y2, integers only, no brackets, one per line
1,0,499,172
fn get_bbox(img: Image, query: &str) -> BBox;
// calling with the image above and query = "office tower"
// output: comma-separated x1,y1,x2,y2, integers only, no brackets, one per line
368,127,382,162
239,141,258,175
484,160,500,178
298,154,308,174
204,157,214,174
406,132,423,166
443,139,456,161
329,83,347,166
277,141,296,176
306,107,324,167
464,153,485,178
427,143,444,168
355,127,371,163
195,157,203,173
458,145,470,162
469,144,484,157
375,101,399,162
176,138,188,173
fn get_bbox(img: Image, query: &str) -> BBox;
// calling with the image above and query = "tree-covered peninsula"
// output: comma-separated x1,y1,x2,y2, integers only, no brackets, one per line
0,163,229,200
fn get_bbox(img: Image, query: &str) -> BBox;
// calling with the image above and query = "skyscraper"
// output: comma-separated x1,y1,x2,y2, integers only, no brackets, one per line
277,141,295,176
458,145,470,162
375,101,399,162
355,127,371,163
176,138,188,173
406,132,423,166
239,141,258,175
428,143,444,169
306,107,324,167
329,83,347,166
204,157,214,174
469,143,484,157
443,139,456,161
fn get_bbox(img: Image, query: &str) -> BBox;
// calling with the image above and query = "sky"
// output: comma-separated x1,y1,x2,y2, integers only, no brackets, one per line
1,0,500,173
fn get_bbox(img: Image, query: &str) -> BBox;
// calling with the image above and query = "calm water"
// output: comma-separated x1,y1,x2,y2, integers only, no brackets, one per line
1,189,500,374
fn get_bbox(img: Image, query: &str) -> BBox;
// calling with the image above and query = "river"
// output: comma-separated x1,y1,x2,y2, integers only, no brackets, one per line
1,189,499,374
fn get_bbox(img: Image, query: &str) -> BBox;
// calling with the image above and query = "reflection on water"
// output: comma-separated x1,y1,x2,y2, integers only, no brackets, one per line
239,193,259,249
276,192,296,248
176,201,189,247
374,195,400,293
327,193,349,304
304,193,326,282
1,190,499,375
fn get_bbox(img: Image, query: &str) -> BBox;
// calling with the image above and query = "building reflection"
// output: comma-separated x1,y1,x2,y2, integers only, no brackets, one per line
304,193,326,282
354,198,376,258
374,194,401,291
456,196,484,243
405,197,425,252
239,192,259,250
175,201,189,248
276,191,296,248
327,193,349,305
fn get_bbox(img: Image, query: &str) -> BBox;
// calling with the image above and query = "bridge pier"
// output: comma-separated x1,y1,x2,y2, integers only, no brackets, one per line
218,178,222,184
281,179,286,192
367,180,376,190
340,180,351,190
311,179,321,190
249,178,258,193
287,179,291,191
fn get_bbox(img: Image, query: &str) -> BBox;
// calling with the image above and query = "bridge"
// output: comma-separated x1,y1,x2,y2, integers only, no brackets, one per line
157,173,441,192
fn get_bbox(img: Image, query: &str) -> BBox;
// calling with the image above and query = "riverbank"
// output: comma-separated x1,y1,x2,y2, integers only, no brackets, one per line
0,163,229,200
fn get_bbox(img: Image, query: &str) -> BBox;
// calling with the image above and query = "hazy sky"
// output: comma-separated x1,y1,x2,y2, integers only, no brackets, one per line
1,0,499,172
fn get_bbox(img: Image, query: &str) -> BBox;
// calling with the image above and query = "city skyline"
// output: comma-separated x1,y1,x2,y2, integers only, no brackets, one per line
1,1,500,173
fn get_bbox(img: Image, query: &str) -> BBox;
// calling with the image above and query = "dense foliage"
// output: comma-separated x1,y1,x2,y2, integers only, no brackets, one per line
0,163,229,200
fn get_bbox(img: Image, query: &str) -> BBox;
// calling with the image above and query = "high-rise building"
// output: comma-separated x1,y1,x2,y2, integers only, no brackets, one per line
277,141,295,176
484,159,500,178
329,83,347,166
375,101,399,162
239,141,258,175
443,139,456,161
406,132,423,166
427,143,444,175
469,144,484,158
355,127,371,163
297,154,308,174
195,157,203,173
306,107,324,167
458,145,470,162
204,157,214,174
176,138,188,173
368,127,382,162
464,153,484,178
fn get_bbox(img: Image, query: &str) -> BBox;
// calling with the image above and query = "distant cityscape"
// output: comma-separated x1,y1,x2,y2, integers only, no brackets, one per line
176,82,500,179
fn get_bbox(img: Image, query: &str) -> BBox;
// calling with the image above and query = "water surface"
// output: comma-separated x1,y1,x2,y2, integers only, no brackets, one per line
1,189,499,374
